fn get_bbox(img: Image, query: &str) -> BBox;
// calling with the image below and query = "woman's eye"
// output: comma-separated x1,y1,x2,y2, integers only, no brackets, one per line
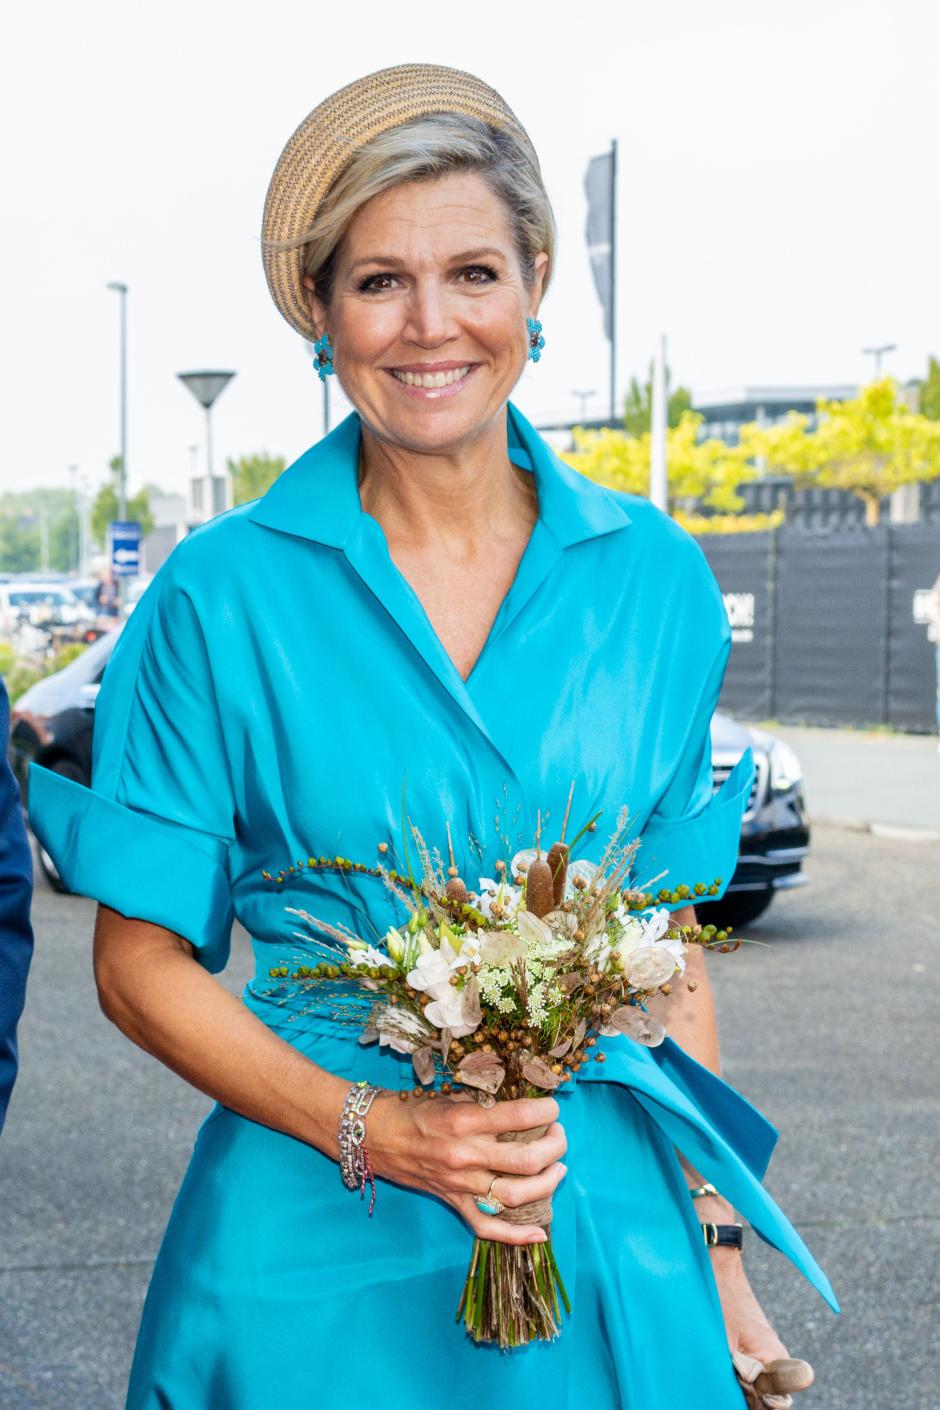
358,273,398,293
460,265,498,284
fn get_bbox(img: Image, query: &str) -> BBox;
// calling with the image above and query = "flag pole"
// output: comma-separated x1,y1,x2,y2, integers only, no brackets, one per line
650,333,668,511
609,138,618,424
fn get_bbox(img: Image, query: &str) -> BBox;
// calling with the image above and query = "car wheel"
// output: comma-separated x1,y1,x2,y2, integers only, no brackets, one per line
33,757,88,894
696,889,774,931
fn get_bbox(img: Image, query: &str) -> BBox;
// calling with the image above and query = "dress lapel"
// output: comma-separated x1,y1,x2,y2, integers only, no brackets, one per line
246,402,632,765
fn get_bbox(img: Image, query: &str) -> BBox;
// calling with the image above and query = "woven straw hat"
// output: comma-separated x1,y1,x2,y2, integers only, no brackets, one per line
261,63,534,340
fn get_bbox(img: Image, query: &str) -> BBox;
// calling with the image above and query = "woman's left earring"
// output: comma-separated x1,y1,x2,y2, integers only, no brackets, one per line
527,317,545,363
313,332,335,381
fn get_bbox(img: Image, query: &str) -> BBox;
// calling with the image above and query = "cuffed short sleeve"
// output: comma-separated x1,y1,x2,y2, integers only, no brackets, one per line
28,559,235,971
637,616,754,906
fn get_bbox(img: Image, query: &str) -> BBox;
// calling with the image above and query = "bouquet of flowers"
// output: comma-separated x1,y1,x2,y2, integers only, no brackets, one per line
260,786,740,1349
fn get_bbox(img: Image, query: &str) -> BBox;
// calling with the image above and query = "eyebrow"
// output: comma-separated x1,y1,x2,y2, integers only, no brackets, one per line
347,247,507,273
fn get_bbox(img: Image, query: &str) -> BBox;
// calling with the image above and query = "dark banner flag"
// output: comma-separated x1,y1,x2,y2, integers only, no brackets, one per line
584,149,615,341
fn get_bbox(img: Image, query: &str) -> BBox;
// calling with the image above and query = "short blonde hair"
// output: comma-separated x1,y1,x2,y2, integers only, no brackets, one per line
279,112,555,307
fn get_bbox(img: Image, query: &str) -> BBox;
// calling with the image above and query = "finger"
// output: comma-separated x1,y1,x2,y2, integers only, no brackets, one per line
490,1161,568,1209
455,1194,549,1246
760,1397,793,1409
471,1096,561,1135
732,1353,764,1386
474,1121,567,1176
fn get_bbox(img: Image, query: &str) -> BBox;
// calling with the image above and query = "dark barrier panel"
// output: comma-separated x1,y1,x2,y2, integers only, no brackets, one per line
886,524,940,732
773,527,889,727
696,533,774,718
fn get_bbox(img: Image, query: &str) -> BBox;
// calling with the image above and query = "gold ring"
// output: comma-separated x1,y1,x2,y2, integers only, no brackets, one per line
473,1175,505,1216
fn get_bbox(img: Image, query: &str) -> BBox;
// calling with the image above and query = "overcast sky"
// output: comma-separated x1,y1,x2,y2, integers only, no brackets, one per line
2,0,936,499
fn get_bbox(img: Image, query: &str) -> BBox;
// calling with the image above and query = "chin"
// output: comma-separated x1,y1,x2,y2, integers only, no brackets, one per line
365,382,511,453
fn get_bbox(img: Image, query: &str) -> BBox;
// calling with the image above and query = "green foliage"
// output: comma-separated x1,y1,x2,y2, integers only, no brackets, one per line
0,515,40,572
739,378,940,524
564,411,755,515
228,453,286,505
1,640,89,704
622,366,693,437
90,457,153,549
920,356,940,420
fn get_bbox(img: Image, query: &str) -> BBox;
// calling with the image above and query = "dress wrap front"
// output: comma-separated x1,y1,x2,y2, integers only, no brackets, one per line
28,403,836,1410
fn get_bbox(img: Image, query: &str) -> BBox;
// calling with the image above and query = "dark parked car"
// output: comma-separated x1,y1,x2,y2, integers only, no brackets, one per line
10,634,810,921
703,712,810,929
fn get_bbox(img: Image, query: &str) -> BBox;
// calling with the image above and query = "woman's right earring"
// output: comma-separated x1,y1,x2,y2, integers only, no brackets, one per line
313,332,335,381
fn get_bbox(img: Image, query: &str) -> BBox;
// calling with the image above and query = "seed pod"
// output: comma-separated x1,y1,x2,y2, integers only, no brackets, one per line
546,840,569,907
526,855,554,918
445,876,468,905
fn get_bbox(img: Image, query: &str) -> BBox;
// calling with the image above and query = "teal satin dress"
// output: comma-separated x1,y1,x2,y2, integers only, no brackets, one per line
29,403,837,1409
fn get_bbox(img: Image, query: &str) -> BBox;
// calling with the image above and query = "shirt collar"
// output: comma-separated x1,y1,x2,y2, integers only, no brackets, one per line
246,400,632,549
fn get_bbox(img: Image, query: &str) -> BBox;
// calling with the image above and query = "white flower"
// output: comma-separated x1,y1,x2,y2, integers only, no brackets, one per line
406,940,458,1001
425,975,482,1038
385,928,406,963
349,944,391,970
476,876,523,921
377,1007,432,1055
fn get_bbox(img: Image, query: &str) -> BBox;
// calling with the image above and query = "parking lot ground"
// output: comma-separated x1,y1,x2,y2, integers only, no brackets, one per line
764,722,940,837
1,822,938,1409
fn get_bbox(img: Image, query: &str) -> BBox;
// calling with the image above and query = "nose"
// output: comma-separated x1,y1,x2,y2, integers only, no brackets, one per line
401,277,458,348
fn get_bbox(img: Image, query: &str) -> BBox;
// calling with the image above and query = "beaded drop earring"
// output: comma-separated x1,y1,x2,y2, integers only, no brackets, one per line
312,331,335,381
527,317,546,363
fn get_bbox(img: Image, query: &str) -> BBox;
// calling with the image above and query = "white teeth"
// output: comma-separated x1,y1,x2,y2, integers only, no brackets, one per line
391,365,471,389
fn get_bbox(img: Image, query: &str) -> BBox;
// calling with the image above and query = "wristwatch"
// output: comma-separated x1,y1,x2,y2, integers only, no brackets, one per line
701,1221,744,1249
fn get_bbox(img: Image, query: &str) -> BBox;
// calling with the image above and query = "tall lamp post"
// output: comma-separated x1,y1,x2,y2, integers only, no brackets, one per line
106,281,128,605
105,282,128,520
571,388,596,423
177,371,236,522
862,343,896,378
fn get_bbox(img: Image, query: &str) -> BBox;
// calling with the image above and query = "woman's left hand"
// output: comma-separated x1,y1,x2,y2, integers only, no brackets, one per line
711,1248,810,1408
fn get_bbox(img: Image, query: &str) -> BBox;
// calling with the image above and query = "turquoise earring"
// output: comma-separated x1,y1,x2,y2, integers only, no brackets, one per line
527,317,545,363
313,332,335,381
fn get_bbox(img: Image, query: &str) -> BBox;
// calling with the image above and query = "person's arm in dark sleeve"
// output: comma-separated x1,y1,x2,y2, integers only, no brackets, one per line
0,679,35,1134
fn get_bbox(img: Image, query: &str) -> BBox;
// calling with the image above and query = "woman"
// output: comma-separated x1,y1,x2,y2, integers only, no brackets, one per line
29,64,835,1410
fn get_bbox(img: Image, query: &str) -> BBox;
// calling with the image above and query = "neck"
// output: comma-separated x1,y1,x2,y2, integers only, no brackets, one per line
356,409,537,555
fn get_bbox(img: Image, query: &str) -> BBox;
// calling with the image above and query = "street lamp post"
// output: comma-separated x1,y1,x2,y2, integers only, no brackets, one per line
571,388,597,423
177,371,236,521
105,282,128,520
862,343,896,378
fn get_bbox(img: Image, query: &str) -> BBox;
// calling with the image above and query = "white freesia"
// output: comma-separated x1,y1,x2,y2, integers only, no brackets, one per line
385,928,406,963
406,939,459,1001
424,987,478,1036
476,876,523,921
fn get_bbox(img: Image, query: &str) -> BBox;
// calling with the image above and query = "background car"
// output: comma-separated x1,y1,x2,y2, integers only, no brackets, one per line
700,713,810,930
9,634,811,918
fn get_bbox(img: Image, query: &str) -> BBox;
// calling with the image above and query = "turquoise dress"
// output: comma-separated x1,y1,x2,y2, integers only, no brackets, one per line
29,403,837,1409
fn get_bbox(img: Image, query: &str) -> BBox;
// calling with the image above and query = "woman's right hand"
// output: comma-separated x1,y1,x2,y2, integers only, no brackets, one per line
365,1092,568,1245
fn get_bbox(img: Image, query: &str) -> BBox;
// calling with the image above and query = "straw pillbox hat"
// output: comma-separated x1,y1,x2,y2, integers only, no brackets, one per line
261,63,535,340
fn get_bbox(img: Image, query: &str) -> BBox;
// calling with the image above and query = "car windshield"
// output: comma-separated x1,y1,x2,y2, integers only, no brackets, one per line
8,589,74,606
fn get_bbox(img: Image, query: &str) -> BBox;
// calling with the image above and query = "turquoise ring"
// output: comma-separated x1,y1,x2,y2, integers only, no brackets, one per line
474,1177,505,1216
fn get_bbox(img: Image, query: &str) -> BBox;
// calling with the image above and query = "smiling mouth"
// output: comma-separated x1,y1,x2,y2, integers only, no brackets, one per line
389,365,473,389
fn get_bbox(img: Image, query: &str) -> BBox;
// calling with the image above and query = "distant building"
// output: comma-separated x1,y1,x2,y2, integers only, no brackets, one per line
537,384,858,449
692,385,857,444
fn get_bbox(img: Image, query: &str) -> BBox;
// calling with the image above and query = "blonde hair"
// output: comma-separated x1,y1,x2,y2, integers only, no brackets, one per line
271,113,555,307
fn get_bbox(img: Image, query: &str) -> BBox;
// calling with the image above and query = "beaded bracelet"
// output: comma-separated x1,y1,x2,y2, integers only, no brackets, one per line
338,1081,382,1215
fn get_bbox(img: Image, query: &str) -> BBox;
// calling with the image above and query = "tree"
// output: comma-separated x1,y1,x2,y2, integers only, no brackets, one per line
228,453,286,505
564,411,754,514
90,456,153,549
739,378,940,525
622,366,693,437
0,515,40,573
920,356,940,420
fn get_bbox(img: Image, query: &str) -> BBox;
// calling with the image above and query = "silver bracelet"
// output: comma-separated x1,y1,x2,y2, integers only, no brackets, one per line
338,1081,382,1213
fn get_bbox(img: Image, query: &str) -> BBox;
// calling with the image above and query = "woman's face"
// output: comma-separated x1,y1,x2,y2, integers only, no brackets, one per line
303,171,548,455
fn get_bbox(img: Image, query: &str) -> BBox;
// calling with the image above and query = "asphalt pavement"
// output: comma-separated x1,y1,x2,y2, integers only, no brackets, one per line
767,723,940,838
1,823,938,1409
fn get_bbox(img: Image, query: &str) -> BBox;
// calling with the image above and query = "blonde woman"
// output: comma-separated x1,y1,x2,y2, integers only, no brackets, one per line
30,65,834,1410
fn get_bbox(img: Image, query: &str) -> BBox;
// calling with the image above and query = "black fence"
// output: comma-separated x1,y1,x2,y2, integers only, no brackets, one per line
696,524,940,733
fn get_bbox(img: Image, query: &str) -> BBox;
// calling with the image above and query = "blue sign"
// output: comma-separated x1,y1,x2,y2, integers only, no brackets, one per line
108,520,142,578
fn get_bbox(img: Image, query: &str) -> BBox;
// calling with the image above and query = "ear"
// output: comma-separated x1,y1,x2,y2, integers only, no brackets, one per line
301,273,329,337
528,252,549,318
